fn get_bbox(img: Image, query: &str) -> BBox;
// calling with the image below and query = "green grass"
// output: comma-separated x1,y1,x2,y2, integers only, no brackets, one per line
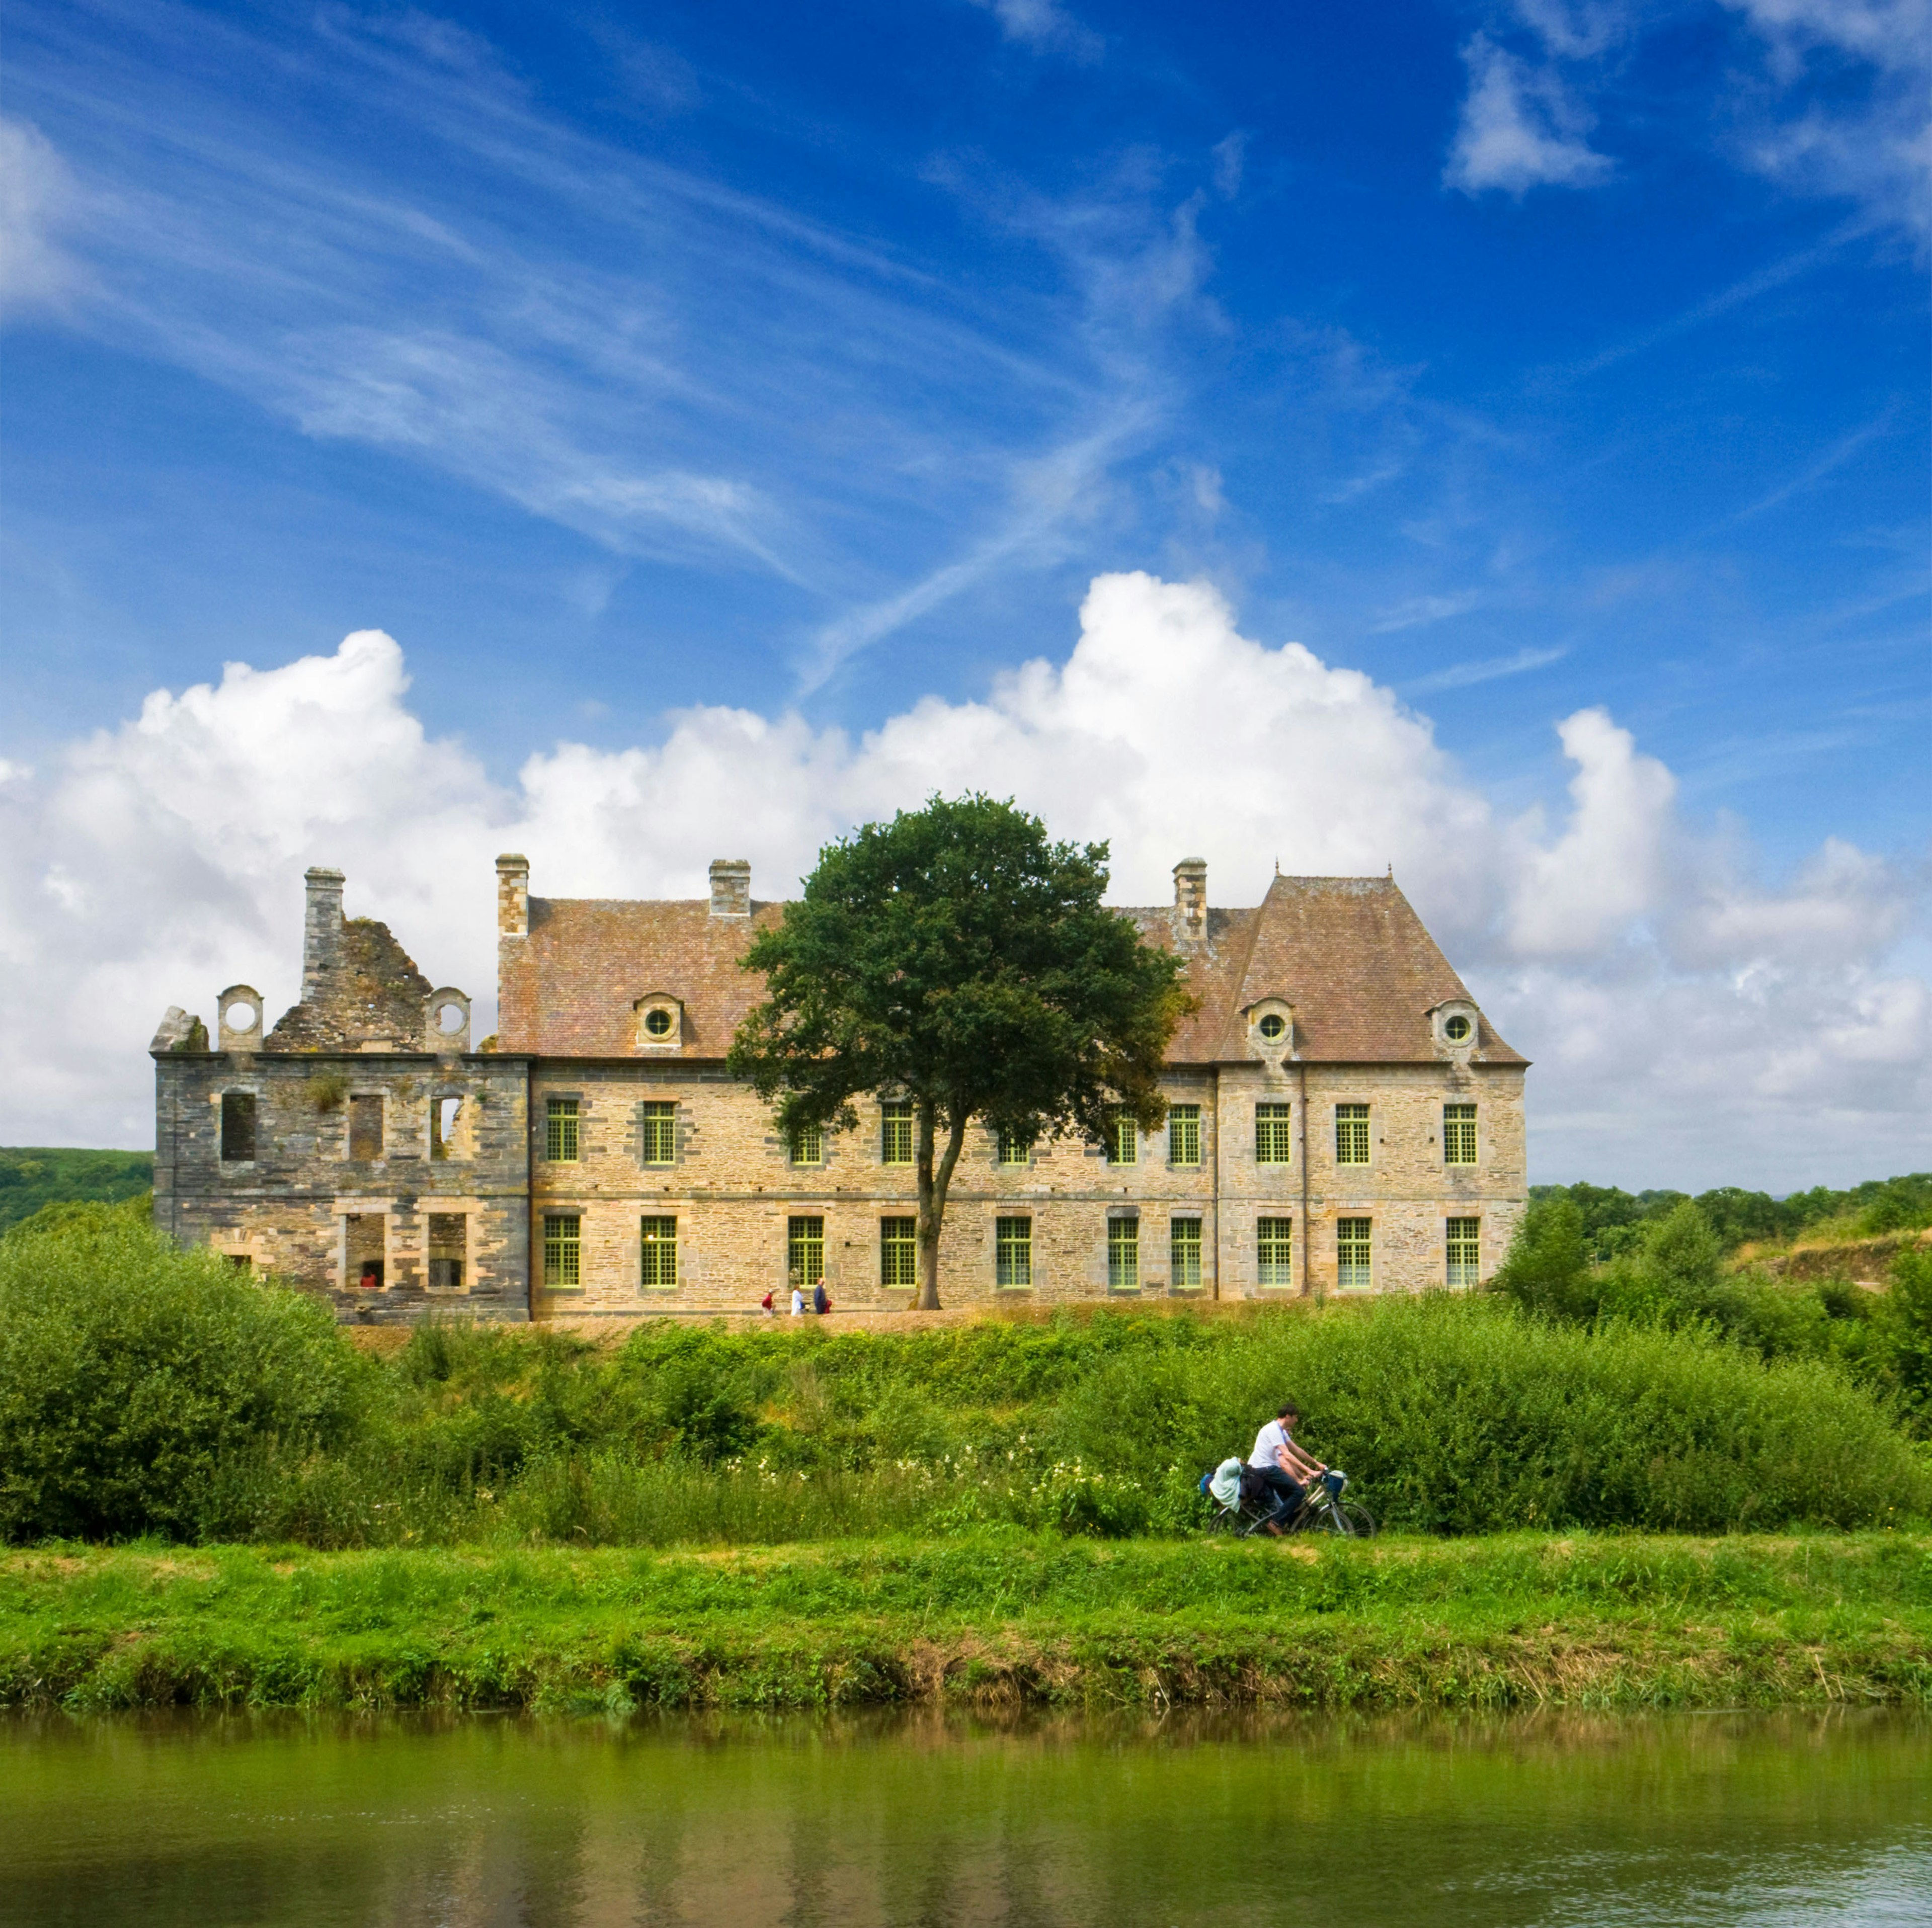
0,1151,151,1233
5,1534,1928,1713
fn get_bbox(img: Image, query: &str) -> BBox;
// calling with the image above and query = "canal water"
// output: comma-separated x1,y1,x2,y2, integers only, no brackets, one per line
1,1709,1925,1926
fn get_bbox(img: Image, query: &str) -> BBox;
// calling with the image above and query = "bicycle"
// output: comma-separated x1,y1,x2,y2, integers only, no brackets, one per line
1200,1465,1377,1538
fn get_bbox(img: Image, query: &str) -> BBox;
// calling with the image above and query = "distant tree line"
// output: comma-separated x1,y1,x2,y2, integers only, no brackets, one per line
0,1149,154,1235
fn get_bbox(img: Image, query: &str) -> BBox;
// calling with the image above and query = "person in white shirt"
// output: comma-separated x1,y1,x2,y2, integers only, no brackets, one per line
1248,1401,1330,1535
789,1283,805,1316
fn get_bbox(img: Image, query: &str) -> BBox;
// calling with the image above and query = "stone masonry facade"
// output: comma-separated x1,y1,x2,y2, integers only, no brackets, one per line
152,857,1527,1321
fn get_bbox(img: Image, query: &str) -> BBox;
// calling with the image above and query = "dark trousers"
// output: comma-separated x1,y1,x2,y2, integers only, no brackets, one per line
1253,1466,1304,1524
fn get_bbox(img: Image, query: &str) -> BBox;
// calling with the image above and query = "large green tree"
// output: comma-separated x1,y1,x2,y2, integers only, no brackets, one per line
728,796,1195,1309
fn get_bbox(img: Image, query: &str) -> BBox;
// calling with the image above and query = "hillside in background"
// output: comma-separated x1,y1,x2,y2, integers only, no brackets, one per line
0,1149,153,1234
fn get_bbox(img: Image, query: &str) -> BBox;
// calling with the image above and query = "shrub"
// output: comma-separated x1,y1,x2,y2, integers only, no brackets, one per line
0,1204,364,1540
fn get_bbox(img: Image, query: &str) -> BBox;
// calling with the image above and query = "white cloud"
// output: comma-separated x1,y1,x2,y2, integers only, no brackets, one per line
1444,36,1615,196
2,573,1924,1187
965,0,1104,61
0,115,85,316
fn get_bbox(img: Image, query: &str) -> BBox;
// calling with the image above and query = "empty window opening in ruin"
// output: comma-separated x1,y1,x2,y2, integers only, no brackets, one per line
1446,1218,1481,1288
1105,1113,1138,1165
789,1216,826,1287
789,1121,824,1165
225,1253,253,1274
1335,1104,1370,1166
640,1216,678,1291
881,1216,917,1288
1444,1104,1478,1166
1257,1217,1294,1288
542,1213,581,1289
1337,1217,1373,1290
1108,1216,1140,1290
430,1096,465,1160
997,1216,1032,1288
1168,1105,1200,1166
880,1101,914,1166
1170,1217,1202,1290
348,1094,384,1160
1255,1103,1293,1165
428,1214,466,1291
545,1097,580,1162
436,1001,465,1037
640,1102,677,1166
219,1092,257,1162
347,1213,385,1290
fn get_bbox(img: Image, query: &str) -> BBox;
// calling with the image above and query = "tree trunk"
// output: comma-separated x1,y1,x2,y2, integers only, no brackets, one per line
915,1099,969,1312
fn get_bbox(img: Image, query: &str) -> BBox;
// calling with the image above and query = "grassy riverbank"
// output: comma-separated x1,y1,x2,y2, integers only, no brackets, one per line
6,1534,1928,1714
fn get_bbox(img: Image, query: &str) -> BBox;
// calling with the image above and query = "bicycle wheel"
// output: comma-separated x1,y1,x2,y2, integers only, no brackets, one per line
1338,1501,1377,1539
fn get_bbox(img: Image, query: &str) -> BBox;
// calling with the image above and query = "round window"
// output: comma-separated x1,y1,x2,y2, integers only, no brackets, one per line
1257,1013,1285,1041
224,1002,257,1031
1444,1014,1472,1042
643,1007,674,1038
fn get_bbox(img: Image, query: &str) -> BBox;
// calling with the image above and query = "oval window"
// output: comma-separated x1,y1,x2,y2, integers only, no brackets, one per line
224,1002,257,1031
1258,1013,1285,1041
643,1007,674,1038
1444,1015,1472,1042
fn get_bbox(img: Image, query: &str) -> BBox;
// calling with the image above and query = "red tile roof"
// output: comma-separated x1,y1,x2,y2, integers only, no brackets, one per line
495,874,1524,1067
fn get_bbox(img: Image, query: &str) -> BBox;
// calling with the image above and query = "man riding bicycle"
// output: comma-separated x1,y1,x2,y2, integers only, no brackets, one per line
1248,1400,1339,1536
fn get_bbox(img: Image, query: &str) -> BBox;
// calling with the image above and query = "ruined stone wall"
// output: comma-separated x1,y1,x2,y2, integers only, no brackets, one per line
153,1047,532,1321
523,1058,1526,1314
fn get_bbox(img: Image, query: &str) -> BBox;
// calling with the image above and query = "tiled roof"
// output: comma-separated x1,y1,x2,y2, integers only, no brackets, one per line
495,874,1524,1067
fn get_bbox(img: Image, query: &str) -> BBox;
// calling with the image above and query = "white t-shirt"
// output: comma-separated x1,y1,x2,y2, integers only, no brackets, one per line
1249,1419,1293,1470
790,1288,804,1315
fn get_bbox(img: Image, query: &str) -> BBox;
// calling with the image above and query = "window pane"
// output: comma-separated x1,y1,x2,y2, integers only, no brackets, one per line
1170,1217,1201,1289
790,1122,824,1165
881,1101,914,1165
640,1215,678,1290
640,1101,676,1166
1446,1217,1480,1288
1108,1217,1140,1290
997,1127,1030,1165
1255,1103,1293,1165
348,1093,383,1161
1257,1216,1295,1288
545,1097,580,1162
1444,1104,1477,1166
1335,1104,1370,1166
428,1213,465,1292
1167,1105,1200,1166
1107,1114,1138,1165
542,1213,581,1289
996,1216,1032,1288
220,1092,257,1162
1337,1216,1372,1290
788,1215,825,1286
881,1216,917,1288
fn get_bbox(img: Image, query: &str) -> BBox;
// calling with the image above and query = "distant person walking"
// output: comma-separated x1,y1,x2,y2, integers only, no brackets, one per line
790,1282,805,1316
760,1290,776,1316
813,1281,830,1315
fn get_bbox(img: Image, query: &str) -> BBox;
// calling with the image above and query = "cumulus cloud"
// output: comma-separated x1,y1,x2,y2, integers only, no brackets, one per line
0,115,86,316
1444,36,1615,196
1,573,1924,1187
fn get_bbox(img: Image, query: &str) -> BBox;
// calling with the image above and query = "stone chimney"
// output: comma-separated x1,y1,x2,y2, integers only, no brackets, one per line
496,854,530,939
302,868,346,1002
1172,858,1208,944
709,859,751,918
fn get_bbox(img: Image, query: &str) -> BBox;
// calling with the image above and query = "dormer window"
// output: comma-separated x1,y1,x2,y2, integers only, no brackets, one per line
1258,1014,1285,1042
635,997,683,1049
1430,1000,1479,1051
643,1009,673,1038
1444,1015,1471,1043
1247,1000,1293,1052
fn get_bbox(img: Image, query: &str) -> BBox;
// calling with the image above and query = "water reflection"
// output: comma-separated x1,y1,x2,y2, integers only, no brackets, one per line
1,1709,1925,1927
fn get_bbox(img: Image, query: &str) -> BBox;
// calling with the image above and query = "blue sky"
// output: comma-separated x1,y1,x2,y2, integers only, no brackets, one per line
1,0,1927,1182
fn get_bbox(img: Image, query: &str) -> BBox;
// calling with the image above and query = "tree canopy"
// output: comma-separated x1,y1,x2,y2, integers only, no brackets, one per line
728,796,1195,1308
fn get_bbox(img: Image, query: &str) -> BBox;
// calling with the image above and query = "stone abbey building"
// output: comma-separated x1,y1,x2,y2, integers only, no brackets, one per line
151,856,1528,1321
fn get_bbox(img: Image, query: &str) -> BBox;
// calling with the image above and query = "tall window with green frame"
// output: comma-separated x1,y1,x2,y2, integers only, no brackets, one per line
1107,1216,1140,1290
1257,1216,1294,1288
880,1100,914,1166
787,1215,825,1287
1167,1104,1200,1166
996,1126,1031,1166
1255,1103,1293,1164
639,1216,678,1290
1443,1104,1477,1166
639,1101,676,1166
789,1121,824,1165
880,1216,917,1288
1445,1217,1480,1288
1105,1112,1138,1165
1170,1216,1202,1290
1334,1103,1370,1166
542,1212,581,1289
996,1216,1032,1288
545,1097,580,1162
1336,1217,1372,1290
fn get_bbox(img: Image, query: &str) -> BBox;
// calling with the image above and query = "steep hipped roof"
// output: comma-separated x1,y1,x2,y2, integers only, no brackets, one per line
496,874,1524,1067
